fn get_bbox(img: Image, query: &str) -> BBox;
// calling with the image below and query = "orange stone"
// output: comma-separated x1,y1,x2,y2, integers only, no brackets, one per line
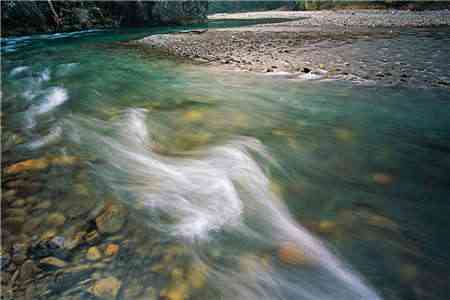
372,173,394,185
6,159,49,174
278,241,309,265
105,244,119,256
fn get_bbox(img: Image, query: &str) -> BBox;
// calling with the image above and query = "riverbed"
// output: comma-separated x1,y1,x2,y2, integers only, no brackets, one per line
1,15,450,300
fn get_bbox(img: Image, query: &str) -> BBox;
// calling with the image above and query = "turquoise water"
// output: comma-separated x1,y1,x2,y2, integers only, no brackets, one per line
2,24,450,300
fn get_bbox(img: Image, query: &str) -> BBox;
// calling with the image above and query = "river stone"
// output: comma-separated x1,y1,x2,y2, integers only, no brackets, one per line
10,198,26,208
138,287,157,300
67,198,95,218
5,208,27,218
122,278,144,299
104,244,119,257
3,216,25,233
39,257,68,269
372,173,394,185
278,241,311,265
187,263,208,289
161,281,190,300
2,190,17,204
19,260,37,281
32,200,52,211
88,276,122,300
51,264,96,291
86,247,102,261
95,202,127,234
5,158,49,174
46,213,66,227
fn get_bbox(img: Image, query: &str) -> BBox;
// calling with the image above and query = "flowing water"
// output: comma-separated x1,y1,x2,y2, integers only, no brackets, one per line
1,21,450,300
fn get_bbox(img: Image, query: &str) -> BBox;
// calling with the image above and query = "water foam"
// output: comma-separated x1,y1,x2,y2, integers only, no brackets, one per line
36,87,68,114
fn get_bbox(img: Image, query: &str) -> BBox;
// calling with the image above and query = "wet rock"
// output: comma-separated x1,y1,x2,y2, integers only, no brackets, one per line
51,264,97,291
334,128,354,142
86,247,102,261
24,284,34,300
67,198,96,218
161,281,190,300
50,155,79,166
372,173,394,185
30,235,68,259
400,264,417,282
278,241,310,265
2,190,17,204
32,200,52,211
367,214,398,231
1,271,12,284
88,276,122,300
63,230,86,251
85,230,101,244
318,220,337,234
5,208,26,218
123,278,144,299
5,158,49,174
39,257,68,269
19,260,37,282
46,213,66,227
104,244,119,257
138,287,157,300
187,262,208,289
12,243,28,265
23,217,43,234
3,216,25,233
183,110,204,122
10,199,26,208
95,202,127,234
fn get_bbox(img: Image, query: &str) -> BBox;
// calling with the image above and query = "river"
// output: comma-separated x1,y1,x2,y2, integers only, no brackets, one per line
1,20,450,300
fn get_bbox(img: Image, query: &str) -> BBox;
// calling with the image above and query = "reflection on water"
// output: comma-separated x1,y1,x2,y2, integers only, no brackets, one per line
2,28,450,300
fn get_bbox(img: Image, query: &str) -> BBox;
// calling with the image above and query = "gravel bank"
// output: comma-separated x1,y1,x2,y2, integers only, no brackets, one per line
138,10,450,87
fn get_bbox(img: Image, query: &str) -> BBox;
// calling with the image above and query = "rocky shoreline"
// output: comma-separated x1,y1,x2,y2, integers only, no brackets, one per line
138,10,450,88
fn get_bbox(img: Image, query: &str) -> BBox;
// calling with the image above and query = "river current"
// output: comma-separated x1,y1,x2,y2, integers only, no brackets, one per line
1,21,450,300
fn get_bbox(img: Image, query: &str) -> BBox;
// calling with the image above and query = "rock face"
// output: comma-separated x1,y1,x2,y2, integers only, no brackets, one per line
152,1,208,25
1,1,208,37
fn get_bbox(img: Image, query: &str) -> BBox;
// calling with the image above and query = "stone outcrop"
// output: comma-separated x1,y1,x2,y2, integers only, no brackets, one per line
0,1,208,37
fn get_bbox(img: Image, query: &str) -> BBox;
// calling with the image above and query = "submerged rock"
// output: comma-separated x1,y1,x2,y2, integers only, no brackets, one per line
161,282,190,300
95,202,127,234
88,276,122,300
187,262,208,289
122,278,144,299
19,260,37,282
5,159,49,174
86,247,102,261
278,241,311,266
46,213,66,227
39,256,68,269
104,244,119,257
372,173,394,185
50,155,79,166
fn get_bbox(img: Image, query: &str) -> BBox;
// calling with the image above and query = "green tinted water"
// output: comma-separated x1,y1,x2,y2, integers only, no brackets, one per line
2,25,450,300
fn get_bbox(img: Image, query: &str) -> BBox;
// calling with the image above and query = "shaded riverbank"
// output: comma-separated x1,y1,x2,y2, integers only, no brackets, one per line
139,10,450,87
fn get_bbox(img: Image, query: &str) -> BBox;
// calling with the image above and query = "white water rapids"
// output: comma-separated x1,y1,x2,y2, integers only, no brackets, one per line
64,108,381,300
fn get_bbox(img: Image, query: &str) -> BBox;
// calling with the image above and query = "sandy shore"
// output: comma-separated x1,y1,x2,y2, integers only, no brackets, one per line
138,10,450,87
